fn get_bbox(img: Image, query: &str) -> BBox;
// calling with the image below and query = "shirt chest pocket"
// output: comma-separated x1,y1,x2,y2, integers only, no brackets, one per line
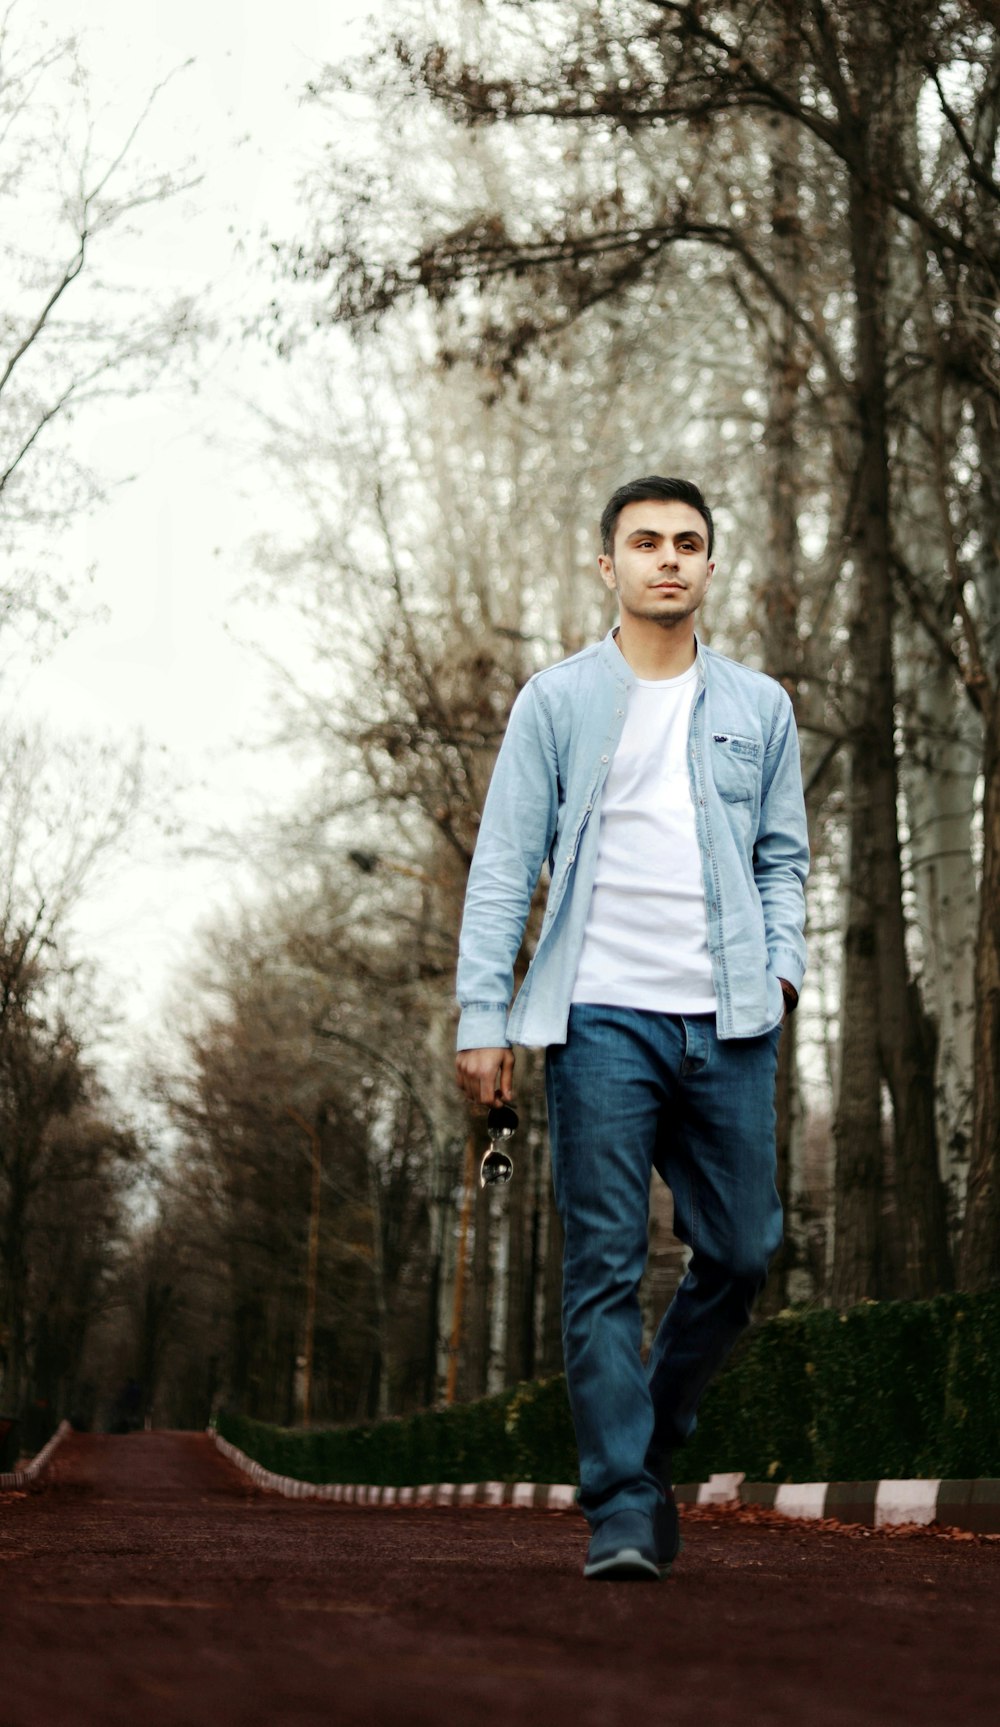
711,734,762,803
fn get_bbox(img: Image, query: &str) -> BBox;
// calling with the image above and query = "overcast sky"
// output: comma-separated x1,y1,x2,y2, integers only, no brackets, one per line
15,1,376,1091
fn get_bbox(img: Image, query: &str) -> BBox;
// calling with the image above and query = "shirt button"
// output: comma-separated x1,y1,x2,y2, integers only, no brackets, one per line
616,709,624,717
601,754,609,764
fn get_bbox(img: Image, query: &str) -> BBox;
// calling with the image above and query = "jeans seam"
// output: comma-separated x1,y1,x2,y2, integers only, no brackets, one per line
685,1159,699,1260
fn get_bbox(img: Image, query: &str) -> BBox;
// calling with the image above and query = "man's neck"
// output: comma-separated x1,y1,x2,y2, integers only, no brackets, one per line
613,616,698,681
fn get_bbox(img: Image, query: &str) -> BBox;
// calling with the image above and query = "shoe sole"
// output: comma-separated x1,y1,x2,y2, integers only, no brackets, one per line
658,1533,684,1576
583,1547,661,1581
652,1540,683,1581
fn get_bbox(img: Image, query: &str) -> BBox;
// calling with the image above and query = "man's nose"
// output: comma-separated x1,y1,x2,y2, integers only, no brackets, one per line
658,544,679,568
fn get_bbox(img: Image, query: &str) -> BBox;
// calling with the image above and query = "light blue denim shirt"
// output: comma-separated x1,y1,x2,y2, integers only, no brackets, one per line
457,630,809,1050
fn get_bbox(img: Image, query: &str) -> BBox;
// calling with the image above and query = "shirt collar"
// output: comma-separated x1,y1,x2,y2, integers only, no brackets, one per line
600,627,706,688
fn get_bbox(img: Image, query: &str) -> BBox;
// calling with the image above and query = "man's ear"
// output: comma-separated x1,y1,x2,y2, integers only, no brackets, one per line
597,554,617,593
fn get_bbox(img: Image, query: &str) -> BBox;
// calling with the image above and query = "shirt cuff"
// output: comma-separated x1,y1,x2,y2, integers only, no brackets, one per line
456,1004,511,1052
769,948,805,997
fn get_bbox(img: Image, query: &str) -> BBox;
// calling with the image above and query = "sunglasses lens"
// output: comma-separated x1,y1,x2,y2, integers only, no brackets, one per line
486,1103,518,1141
480,1148,514,1188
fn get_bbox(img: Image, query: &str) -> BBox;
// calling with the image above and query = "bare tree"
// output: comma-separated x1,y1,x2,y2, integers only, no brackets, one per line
153,876,445,1424
0,9,201,646
0,725,147,1415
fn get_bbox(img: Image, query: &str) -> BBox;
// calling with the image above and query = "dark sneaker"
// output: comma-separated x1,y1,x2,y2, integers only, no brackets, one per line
654,1486,682,1575
583,1509,660,1581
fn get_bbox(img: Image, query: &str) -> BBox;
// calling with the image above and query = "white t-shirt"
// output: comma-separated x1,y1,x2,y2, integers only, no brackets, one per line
571,662,716,1013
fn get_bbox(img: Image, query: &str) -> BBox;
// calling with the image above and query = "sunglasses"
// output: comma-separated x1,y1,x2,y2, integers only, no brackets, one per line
479,1102,518,1188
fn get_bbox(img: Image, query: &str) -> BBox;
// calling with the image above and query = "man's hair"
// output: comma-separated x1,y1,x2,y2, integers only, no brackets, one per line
600,476,714,560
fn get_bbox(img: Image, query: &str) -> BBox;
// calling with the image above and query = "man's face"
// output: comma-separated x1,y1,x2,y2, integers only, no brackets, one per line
598,499,714,628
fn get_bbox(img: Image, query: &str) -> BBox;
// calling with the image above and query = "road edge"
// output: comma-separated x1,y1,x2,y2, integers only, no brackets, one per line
211,1435,1000,1534
0,1419,72,1490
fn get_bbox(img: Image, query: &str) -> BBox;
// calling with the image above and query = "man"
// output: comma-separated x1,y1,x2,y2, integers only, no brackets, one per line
455,476,809,1581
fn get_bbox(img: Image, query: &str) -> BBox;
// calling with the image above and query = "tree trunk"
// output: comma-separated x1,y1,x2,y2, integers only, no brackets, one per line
959,704,1000,1286
896,628,979,1234
832,99,951,1302
756,68,807,1311
831,865,885,1301
464,1182,491,1399
958,391,1000,1286
503,1139,529,1385
539,1165,564,1377
366,1156,392,1421
486,1204,509,1395
830,223,890,1301
0,1147,33,1412
891,95,980,1249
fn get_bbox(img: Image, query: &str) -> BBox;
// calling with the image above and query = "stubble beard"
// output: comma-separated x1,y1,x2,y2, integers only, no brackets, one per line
648,608,693,631
625,594,699,630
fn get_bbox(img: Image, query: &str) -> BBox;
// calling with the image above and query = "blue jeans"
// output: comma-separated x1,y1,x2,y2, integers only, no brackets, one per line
545,1005,783,1528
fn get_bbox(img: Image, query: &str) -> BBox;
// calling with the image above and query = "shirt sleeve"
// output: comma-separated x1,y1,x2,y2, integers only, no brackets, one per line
455,681,560,1050
754,690,809,994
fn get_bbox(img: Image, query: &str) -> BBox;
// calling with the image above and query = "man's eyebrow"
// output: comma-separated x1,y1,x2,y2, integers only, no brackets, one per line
625,525,705,543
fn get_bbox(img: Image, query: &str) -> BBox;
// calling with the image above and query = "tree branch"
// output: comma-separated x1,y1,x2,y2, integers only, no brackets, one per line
927,63,1000,206
407,4,998,280
0,238,87,398
892,548,975,708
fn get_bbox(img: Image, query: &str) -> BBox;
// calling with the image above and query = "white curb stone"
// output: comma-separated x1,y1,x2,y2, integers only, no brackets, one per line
876,1478,940,1528
774,1482,828,1520
697,1471,745,1506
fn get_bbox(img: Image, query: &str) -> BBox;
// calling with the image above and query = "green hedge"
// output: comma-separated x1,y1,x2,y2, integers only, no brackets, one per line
218,1378,577,1488
217,1291,1000,1488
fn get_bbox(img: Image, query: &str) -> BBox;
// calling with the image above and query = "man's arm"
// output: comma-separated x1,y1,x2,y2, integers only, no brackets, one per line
455,681,560,1099
755,691,809,1001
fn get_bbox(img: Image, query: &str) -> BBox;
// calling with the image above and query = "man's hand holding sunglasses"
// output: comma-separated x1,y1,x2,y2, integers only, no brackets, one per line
455,1045,516,1108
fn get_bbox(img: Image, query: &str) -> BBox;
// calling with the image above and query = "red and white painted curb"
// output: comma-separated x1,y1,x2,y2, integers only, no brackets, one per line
212,1437,1000,1534
734,1473,1000,1532
0,1419,72,1490
213,1433,578,1509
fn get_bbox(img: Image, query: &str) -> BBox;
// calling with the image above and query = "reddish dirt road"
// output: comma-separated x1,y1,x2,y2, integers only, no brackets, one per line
2,1432,999,1727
